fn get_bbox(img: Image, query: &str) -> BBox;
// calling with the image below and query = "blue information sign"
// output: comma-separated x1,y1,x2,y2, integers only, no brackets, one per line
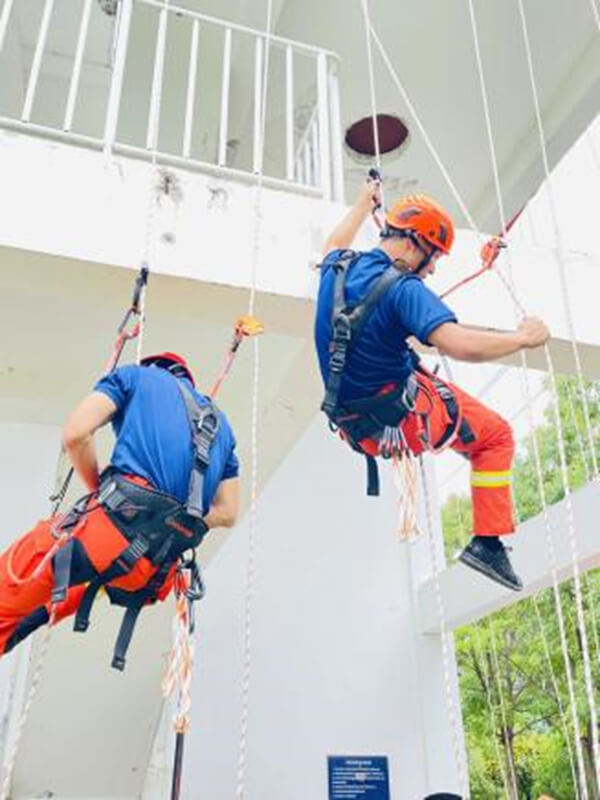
328,756,390,800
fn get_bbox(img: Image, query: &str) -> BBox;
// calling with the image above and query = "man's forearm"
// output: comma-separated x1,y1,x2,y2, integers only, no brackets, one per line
322,199,373,255
454,328,525,362
63,435,100,491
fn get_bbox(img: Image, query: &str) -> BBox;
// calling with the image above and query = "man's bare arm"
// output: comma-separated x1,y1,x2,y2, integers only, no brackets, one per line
428,318,549,363
322,179,382,256
203,476,240,529
61,391,117,491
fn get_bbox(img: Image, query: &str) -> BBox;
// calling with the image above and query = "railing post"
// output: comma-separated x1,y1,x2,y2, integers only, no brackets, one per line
316,51,331,200
285,44,294,181
253,35,263,173
103,0,133,156
310,118,320,189
303,140,312,186
63,0,93,132
182,18,200,158
22,0,55,123
0,0,15,55
328,61,345,203
146,0,169,151
218,27,232,168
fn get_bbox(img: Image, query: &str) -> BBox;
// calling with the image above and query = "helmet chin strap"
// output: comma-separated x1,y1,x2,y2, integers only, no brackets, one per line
381,226,437,273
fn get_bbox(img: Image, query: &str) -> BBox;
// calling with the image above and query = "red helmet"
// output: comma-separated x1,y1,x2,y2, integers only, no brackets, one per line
385,194,455,254
140,352,195,386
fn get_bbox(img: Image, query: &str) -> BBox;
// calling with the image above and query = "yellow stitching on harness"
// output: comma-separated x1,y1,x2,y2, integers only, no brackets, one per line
471,470,512,488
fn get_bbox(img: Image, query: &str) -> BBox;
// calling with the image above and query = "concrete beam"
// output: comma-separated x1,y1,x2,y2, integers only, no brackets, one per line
418,480,600,634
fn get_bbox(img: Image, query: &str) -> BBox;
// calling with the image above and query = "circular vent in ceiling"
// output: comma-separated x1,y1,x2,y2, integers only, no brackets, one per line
344,114,409,161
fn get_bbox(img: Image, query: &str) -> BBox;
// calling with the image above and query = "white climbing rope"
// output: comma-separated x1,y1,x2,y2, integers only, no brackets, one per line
486,618,519,797
471,622,511,799
516,0,599,483
519,363,590,800
453,499,511,799
467,0,599,791
366,21,524,314
588,0,600,33
359,0,384,211
531,594,581,800
418,456,471,799
357,11,469,785
0,607,56,800
235,0,274,796
362,7,599,793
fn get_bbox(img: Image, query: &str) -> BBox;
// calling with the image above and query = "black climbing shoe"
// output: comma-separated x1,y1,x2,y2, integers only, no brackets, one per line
458,536,523,591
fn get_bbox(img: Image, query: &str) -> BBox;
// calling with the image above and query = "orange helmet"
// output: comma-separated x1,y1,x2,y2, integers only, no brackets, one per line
385,194,454,255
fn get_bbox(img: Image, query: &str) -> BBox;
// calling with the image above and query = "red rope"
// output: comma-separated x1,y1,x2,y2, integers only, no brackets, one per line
439,205,525,300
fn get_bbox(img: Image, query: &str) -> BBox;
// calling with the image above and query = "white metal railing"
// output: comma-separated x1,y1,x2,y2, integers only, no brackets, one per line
0,0,344,201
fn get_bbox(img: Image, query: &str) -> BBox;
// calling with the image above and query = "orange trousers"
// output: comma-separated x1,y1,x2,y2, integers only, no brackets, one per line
360,371,516,536
0,498,175,655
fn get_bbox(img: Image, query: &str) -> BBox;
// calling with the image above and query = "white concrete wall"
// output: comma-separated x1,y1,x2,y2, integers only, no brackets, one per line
0,421,61,787
142,418,464,800
0,131,343,299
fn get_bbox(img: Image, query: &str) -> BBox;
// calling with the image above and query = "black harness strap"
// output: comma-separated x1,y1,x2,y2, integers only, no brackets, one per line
176,382,219,519
425,370,476,449
51,539,76,605
323,254,406,417
366,455,379,497
73,534,151,633
322,250,357,417
321,252,411,494
109,557,175,670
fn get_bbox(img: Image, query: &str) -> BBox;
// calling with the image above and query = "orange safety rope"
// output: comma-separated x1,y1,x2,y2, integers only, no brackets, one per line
210,315,264,399
440,206,525,301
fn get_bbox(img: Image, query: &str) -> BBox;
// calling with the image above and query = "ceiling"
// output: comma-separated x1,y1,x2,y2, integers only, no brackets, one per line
4,0,600,229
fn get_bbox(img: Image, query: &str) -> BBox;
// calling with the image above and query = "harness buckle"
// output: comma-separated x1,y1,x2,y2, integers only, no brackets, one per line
329,348,347,375
332,314,352,344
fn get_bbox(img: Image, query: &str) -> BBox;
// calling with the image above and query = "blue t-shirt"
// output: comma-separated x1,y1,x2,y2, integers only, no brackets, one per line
314,248,457,401
94,365,239,514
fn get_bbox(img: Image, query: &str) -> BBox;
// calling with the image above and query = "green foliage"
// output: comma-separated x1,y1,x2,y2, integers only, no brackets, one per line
441,376,600,798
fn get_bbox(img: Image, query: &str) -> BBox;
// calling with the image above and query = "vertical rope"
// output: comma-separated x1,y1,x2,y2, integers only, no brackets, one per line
486,619,519,797
366,22,524,312
472,625,511,799
419,457,471,799
452,500,510,799
588,0,600,32
532,595,581,800
359,0,386,208
360,0,381,170
516,0,600,482
467,1,599,790
0,608,56,800
518,361,589,799
235,0,273,795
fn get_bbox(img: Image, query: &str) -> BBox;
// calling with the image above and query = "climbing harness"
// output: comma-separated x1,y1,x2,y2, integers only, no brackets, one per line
320,247,474,495
45,377,218,672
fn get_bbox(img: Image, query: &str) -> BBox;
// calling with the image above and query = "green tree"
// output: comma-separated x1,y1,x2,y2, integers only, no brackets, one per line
441,377,600,798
